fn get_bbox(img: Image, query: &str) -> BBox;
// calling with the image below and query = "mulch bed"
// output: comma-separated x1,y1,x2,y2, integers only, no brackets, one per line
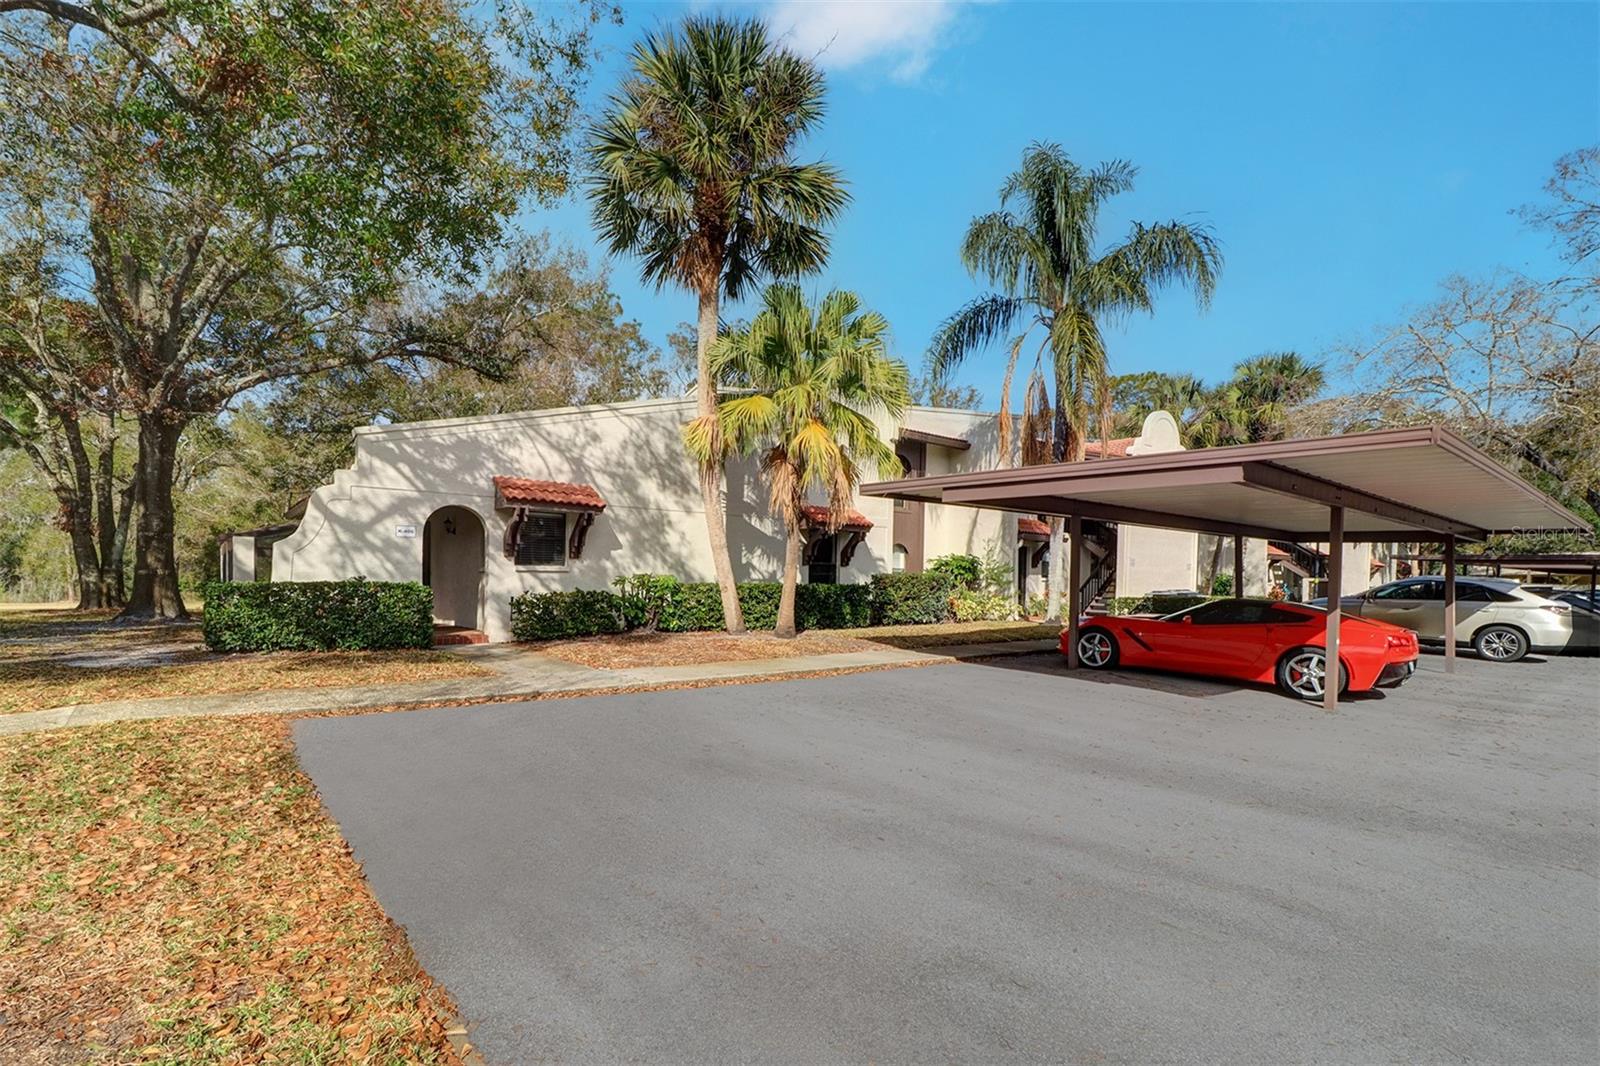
533,629,874,669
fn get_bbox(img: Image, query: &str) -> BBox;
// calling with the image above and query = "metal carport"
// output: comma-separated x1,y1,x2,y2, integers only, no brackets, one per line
861,426,1589,709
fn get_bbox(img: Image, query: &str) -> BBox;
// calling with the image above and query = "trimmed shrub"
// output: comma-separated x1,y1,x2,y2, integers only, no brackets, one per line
1149,592,1216,615
611,574,874,633
798,583,872,629
1105,595,1149,616
1211,572,1234,596
202,579,433,652
869,571,956,625
950,588,1017,623
655,581,727,632
509,588,627,640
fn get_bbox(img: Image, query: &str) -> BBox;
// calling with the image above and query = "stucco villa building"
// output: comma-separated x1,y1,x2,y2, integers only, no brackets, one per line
220,397,1399,642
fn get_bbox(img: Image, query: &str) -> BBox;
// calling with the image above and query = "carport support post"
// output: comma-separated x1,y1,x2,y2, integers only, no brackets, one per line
1324,506,1344,712
1233,535,1244,598
1065,513,1083,669
1443,535,1457,674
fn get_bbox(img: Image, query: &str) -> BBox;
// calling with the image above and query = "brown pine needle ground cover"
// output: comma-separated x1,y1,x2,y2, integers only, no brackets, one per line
532,620,1062,670
0,610,490,716
1,650,491,716
0,715,468,1064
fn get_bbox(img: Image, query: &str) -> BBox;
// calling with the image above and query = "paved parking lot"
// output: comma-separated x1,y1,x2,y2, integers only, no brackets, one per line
296,652,1599,1064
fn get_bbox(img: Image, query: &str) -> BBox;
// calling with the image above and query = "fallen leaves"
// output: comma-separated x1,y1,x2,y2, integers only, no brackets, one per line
0,649,489,716
0,716,469,1064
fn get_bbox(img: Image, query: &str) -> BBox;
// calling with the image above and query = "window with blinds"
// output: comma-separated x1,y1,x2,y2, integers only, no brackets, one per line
515,512,566,566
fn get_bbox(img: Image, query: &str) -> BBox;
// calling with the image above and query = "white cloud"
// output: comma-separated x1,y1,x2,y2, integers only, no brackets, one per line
763,1,979,83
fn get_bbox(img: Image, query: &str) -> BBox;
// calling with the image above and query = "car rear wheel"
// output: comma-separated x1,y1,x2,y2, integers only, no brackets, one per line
1472,624,1528,663
1076,629,1118,669
1276,648,1349,700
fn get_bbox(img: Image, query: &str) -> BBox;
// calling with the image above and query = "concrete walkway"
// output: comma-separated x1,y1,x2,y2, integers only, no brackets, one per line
0,639,1058,737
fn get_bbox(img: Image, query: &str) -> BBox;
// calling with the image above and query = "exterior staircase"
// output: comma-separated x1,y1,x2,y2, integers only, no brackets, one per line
1081,521,1117,616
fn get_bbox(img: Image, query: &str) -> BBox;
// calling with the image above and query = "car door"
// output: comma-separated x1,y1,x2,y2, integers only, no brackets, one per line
1174,601,1278,675
1362,579,1440,637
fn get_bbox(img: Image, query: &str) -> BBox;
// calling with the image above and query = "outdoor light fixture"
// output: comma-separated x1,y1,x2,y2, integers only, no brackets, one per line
443,517,456,535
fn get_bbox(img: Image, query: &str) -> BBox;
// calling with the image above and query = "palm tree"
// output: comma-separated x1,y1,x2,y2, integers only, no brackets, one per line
1223,352,1326,442
698,284,909,638
586,16,848,634
928,143,1221,619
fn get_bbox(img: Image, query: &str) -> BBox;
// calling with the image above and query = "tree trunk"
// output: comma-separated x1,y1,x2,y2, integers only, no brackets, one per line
64,500,104,609
775,513,801,639
696,285,745,634
1045,516,1065,622
120,412,188,620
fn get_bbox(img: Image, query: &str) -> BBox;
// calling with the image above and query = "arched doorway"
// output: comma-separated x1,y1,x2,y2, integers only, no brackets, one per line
422,506,485,629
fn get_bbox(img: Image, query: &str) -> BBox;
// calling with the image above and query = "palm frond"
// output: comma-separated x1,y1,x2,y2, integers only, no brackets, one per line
925,294,1029,379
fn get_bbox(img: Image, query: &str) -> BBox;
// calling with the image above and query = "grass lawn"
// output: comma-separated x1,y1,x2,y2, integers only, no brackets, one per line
533,620,1062,670
0,609,489,716
0,716,468,1064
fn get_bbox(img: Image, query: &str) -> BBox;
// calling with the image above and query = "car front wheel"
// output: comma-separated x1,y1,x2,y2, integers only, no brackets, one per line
1472,625,1528,663
1076,628,1118,669
1276,648,1349,700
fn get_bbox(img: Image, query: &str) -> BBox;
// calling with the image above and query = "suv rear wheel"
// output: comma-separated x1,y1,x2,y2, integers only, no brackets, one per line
1472,624,1528,662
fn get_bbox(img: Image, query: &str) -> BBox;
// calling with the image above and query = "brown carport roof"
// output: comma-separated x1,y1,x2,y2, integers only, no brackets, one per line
860,426,1586,543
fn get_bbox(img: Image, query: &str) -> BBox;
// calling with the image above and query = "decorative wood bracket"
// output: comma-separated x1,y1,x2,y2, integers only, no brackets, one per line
502,508,525,560
569,512,596,560
839,529,867,566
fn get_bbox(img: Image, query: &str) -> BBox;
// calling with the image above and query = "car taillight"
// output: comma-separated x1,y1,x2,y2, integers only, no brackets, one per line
1386,634,1414,648
1543,604,1571,616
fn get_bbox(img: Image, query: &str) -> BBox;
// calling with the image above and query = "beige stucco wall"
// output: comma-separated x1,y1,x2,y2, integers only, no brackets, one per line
272,397,1010,641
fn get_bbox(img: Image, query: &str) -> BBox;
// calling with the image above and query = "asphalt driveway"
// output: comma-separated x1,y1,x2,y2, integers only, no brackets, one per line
295,653,1599,1064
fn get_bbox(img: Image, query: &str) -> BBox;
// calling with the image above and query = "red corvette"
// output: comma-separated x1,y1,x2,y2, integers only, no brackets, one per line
1063,599,1420,700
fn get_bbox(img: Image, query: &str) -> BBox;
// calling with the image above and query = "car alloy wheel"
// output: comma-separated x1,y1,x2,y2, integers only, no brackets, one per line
1282,650,1328,698
1474,626,1525,662
1077,630,1115,668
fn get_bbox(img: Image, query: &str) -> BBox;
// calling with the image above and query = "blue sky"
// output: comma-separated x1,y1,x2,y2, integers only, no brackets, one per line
530,1,1599,406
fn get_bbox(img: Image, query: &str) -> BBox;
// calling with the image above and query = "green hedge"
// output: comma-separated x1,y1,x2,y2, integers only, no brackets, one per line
655,580,870,632
202,579,434,652
512,575,875,640
509,588,627,641
869,571,956,625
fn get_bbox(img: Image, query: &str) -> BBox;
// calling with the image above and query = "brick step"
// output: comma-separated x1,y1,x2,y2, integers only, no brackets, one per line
433,626,488,646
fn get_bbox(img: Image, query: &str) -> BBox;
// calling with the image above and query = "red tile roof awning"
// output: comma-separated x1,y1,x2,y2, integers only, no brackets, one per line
1017,517,1051,539
801,504,872,532
493,476,606,512
1083,436,1136,458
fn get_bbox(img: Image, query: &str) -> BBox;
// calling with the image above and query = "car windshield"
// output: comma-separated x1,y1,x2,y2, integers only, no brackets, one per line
1156,600,1323,624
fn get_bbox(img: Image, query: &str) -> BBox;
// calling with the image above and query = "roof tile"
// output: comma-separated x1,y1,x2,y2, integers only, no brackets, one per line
493,476,606,511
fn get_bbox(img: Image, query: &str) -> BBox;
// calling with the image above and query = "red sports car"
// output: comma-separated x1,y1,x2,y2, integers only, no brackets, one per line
1062,599,1420,700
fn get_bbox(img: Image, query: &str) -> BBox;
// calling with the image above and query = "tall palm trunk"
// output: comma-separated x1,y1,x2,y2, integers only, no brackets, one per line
775,511,801,639
696,285,745,634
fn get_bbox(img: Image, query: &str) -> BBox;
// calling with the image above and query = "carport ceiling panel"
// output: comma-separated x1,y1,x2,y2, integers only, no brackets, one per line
948,482,1422,537
1273,448,1571,533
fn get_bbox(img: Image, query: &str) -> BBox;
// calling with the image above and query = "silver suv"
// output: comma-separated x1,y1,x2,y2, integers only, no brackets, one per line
1334,577,1574,662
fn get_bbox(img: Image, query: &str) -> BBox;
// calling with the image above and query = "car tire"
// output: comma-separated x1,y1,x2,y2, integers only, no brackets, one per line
1076,628,1118,669
1276,647,1349,701
1472,624,1528,663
